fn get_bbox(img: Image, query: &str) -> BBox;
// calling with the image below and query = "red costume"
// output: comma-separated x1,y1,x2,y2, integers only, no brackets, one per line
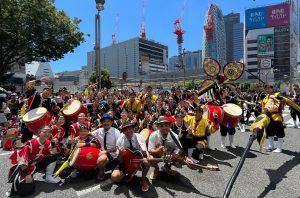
49,125,65,153
9,138,51,182
68,121,92,137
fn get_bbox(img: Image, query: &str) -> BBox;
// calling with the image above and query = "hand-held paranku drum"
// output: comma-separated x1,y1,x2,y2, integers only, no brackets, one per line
222,103,242,129
203,105,224,124
139,128,154,144
62,100,88,120
69,147,100,170
23,107,52,134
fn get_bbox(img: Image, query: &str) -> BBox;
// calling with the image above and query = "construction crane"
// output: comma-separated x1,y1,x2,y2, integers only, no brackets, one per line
112,13,119,45
174,0,187,86
140,0,146,39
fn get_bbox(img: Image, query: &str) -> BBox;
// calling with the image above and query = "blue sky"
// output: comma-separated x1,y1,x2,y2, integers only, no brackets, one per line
51,0,285,73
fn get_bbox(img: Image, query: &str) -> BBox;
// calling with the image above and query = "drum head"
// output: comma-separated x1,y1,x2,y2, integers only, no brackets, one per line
223,103,242,117
23,107,48,123
63,100,81,115
140,129,150,141
69,148,80,167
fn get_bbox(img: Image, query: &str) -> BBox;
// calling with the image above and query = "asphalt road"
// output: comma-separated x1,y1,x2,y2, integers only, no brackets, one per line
1,110,300,198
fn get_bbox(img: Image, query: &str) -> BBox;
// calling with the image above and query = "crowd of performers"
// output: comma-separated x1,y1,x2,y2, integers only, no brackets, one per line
2,76,300,197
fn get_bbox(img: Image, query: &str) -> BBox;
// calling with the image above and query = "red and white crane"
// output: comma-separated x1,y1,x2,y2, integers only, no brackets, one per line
140,0,146,39
174,0,187,66
112,13,119,45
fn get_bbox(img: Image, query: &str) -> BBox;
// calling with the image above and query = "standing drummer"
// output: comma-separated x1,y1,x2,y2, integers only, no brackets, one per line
92,114,121,181
21,77,56,143
68,113,92,137
217,87,236,149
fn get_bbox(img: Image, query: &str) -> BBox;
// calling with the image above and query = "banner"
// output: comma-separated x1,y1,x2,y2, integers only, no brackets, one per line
257,34,274,57
259,58,272,69
245,7,267,30
267,4,290,27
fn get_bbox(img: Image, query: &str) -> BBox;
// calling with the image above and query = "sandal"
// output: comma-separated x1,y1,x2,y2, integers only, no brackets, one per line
162,166,177,176
149,169,159,180
140,180,149,192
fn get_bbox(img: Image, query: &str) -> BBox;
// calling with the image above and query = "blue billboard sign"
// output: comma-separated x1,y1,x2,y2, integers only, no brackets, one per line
246,7,267,30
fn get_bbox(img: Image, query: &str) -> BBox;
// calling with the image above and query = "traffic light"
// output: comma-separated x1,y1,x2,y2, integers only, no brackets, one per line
122,72,128,81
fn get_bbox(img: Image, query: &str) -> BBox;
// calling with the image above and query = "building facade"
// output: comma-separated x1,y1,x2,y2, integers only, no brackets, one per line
87,37,168,80
25,62,54,79
202,3,227,67
168,50,202,72
244,1,298,85
223,12,244,62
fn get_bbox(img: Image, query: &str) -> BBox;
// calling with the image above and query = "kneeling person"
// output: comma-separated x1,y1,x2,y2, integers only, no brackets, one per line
112,121,150,192
7,125,60,197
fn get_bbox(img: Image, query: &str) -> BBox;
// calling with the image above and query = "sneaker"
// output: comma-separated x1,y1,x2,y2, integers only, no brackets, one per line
70,170,78,179
264,146,275,152
221,144,226,149
229,144,236,149
45,176,61,184
272,148,282,153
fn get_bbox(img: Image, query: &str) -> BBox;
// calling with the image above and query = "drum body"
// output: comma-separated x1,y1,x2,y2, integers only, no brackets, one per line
63,100,87,120
69,147,100,170
203,105,224,124
23,107,51,135
222,104,242,128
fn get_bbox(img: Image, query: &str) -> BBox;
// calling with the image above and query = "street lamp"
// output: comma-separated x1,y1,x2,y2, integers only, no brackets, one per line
94,0,105,90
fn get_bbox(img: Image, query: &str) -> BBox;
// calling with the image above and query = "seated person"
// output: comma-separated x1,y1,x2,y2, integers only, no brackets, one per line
112,121,150,192
91,114,121,181
61,124,100,179
148,116,193,180
7,125,60,197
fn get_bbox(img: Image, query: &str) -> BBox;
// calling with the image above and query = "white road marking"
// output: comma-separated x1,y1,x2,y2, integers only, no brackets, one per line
76,185,100,196
0,151,13,156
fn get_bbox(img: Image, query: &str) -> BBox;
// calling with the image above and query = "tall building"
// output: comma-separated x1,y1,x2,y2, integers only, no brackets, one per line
233,22,244,61
224,13,244,62
245,1,298,85
202,4,226,67
168,50,202,72
25,62,54,79
87,51,95,75
87,37,168,79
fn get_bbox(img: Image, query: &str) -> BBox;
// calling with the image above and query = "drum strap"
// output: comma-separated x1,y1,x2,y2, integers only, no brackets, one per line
169,131,187,156
104,132,108,150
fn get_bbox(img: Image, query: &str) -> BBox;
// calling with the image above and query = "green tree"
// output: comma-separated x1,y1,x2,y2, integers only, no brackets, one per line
89,69,113,89
0,0,85,80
